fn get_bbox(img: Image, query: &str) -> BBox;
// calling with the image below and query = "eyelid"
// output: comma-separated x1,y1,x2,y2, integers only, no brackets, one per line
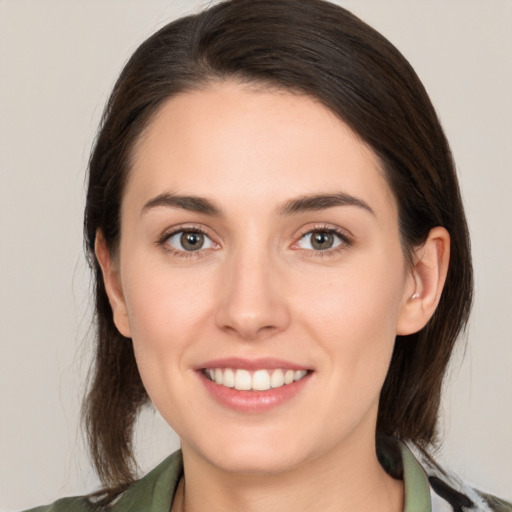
167,230,215,251
155,222,352,258
291,223,353,253
156,224,220,256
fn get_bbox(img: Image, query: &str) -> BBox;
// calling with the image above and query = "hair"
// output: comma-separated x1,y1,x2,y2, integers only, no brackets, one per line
83,0,473,503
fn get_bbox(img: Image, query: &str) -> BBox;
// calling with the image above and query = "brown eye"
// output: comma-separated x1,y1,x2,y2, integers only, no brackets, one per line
297,230,344,251
180,231,204,251
311,231,334,250
166,230,214,252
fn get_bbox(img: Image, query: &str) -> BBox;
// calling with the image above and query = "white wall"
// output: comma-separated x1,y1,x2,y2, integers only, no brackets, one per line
1,1,510,509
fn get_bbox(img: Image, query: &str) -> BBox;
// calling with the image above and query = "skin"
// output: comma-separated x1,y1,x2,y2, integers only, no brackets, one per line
96,81,449,512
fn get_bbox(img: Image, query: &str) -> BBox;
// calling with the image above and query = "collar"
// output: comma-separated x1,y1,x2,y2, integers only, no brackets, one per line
400,442,432,511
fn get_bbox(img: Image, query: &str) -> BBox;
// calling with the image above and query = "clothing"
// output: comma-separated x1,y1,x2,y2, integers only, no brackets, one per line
25,440,511,512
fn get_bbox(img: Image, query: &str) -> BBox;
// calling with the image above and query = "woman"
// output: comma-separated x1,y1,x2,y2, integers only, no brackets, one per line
23,0,510,510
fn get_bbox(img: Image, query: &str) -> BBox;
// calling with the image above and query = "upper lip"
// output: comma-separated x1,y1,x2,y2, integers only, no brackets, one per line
196,357,311,371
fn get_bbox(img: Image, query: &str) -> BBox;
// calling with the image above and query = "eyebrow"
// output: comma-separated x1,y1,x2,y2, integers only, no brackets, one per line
278,192,375,216
141,193,223,216
141,191,374,217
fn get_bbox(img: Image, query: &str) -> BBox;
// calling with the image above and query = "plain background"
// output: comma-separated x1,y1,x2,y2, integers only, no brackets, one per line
1,0,511,509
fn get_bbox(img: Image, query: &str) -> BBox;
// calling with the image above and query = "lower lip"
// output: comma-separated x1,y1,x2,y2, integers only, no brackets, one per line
199,371,312,413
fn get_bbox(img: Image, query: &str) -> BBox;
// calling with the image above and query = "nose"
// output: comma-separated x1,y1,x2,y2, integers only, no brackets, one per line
214,245,291,341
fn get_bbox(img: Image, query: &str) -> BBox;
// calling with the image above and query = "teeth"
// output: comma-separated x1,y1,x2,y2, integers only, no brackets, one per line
204,367,308,391
252,370,271,391
234,369,252,391
270,369,284,388
284,369,295,385
223,368,235,388
294,370,307,381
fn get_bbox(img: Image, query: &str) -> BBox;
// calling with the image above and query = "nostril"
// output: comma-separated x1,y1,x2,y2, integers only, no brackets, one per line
220,322,278,341
214,268,292,339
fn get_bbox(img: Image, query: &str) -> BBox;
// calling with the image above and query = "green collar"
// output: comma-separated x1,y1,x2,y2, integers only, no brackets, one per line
400,442,432,512
112,451,183,511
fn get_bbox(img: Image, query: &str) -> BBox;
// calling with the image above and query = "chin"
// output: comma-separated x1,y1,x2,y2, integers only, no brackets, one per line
211,447,304,475
183,425,312,475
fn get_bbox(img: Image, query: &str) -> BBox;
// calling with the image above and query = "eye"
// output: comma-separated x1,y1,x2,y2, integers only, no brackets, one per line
166,230,215,252
297,229,345,251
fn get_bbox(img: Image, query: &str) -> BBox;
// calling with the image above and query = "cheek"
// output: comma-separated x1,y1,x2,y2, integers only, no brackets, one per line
119,260,219,418
300,252,405,326
122,258,211,339
294,251,407,379
119,257,218,398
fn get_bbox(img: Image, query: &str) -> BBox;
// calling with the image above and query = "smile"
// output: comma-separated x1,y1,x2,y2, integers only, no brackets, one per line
203,368,309,391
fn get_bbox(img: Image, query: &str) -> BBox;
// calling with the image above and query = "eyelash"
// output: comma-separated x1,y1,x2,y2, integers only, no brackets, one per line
156,225,216,259
293,224,353,258
156,224,352,259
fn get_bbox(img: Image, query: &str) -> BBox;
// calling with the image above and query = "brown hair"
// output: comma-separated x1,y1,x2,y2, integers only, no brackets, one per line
83,0,472,502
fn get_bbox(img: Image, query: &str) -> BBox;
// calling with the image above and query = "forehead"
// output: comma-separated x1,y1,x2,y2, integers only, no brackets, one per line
125,81,396,218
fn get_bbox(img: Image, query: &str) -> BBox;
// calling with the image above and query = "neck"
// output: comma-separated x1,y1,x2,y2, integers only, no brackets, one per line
175,435,404,512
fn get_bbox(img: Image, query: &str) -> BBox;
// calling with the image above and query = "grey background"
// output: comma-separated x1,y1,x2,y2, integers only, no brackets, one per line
1,1,511,509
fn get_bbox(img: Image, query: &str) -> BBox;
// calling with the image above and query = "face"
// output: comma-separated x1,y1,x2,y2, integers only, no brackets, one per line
105,82,418,475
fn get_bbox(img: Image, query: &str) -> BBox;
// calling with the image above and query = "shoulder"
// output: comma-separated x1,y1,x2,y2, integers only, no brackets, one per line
22,497,96,512
408,444,512,512
475,492,512,512
379,437,511,512
21,450,183,512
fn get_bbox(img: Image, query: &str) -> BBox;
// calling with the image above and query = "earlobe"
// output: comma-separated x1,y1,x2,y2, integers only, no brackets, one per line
397,227,450,335
94,230,132,338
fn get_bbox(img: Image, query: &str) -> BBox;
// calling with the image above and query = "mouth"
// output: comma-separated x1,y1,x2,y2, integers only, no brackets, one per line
202,367,309,391
197,358,313,412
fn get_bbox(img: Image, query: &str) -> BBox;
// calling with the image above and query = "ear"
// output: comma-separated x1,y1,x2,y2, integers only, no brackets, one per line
396,227,450,335
94,229,132,338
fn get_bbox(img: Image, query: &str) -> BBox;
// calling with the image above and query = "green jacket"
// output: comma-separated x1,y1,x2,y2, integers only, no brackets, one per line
25,441,511,512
